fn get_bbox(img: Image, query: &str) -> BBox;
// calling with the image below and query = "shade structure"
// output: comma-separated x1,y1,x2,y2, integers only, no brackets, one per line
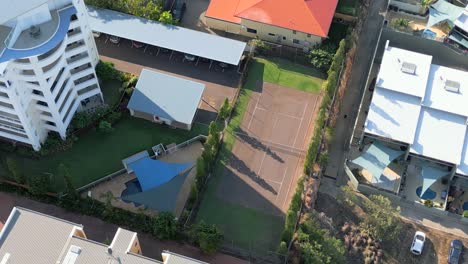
420,163,448,197
121,150,149,173
352,142,404,183
427,0,464,28
128,157,193,191
122,169,192,212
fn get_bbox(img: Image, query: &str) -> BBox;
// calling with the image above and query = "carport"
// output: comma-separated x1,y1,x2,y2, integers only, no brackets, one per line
86,6,246,66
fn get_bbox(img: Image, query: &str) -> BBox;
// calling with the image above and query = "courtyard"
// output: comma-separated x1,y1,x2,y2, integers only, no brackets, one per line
85,142,203,217
196,57,324,252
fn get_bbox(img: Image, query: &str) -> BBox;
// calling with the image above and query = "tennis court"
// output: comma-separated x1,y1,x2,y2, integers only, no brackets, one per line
218,82,319,215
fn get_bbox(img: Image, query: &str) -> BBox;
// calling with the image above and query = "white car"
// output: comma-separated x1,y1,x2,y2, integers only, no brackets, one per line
410,231,426,255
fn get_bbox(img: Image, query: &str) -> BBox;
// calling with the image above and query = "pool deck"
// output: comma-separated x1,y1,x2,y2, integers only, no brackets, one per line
85,142,203,216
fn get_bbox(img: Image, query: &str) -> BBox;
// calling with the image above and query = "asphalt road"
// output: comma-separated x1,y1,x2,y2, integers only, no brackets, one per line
325,0,389,185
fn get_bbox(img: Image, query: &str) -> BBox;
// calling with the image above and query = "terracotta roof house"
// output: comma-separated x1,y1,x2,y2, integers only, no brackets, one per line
205,0,338,49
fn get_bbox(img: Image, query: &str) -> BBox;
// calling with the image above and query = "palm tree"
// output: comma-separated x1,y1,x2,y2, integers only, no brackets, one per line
420,0,435,10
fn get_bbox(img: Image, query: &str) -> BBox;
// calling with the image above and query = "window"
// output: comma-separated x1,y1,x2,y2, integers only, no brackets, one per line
293,39,300,44
246,28,257,34
46,121,56,126
268,33,275,36
283,36,286,40
307,34,311,38
293,30,297,34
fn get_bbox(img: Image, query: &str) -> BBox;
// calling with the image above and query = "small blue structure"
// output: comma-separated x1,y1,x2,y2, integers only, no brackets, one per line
128,157,192,191
121,157,195,214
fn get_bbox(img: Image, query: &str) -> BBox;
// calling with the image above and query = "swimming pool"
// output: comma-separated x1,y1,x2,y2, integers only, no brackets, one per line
121,179,144,207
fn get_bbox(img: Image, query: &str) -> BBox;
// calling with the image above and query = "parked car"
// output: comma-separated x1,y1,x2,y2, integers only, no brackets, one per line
109,35,121,44
410,231,426,255
172,0,186,22
92,31,101,38
448,239,463,264
132,41,145,49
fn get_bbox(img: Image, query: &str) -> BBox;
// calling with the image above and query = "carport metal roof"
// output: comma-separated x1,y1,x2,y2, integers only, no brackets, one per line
86,6,247,65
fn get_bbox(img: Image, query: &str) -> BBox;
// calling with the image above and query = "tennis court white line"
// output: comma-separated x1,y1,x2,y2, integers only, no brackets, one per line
247,94,262,130
234,131,306,152
292,101,308,148
276,167,288,202
257,152,267,175
256,107,302,120
265,178,283,185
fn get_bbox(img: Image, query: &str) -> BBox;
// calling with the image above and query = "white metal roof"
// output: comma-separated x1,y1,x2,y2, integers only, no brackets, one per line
376,45,432,98
365,88,421,144
365,44,468,174
127,69,205,125
410,108,466,164
423,64,468,117
87,6,246,65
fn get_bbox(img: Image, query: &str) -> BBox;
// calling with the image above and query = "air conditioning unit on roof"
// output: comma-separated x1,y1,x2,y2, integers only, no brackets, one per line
401,62,417,75
444,79,460,93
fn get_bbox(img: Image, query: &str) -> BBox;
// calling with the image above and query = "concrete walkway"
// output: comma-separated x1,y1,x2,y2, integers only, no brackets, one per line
318,177,468,239
325,0,388,185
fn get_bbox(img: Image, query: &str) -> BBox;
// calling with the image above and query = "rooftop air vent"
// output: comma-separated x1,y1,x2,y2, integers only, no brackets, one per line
401,62,417,75
29,26,41,38
444,79,460,93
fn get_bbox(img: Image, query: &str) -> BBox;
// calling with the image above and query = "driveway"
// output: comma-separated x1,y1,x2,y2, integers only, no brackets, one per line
324,0,388,184
0,192,247,264
95,37,240,125
179,0,211,32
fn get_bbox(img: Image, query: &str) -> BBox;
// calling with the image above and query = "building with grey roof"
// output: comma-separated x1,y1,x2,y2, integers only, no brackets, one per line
127,69,205,130
0,207,207,264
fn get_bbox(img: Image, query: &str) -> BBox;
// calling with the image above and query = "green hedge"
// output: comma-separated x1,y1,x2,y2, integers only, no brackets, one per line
281,176,304,244
303,39,346,175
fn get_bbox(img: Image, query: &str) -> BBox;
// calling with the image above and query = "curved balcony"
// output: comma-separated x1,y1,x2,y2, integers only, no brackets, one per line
0,5,77,63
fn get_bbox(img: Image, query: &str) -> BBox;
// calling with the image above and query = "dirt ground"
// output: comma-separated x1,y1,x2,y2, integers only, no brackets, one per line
315,192,468,264
217,83,319,216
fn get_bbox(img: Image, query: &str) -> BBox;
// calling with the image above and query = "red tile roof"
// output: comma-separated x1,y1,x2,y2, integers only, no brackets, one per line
205,0,338,37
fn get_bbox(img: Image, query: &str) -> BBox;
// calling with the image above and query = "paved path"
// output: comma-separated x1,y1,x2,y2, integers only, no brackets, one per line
318,178,468,239
325,0,388,185
0,192,247,264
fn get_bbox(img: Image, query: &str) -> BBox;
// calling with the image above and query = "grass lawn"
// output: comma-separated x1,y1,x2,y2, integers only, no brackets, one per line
5,115,207,192
336,0,358,16
100,79,122,106
196,57,324,252
250,57,325,93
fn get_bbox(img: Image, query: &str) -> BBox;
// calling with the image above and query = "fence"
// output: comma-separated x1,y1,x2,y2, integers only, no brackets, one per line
260,41,311,66
76,135,207,194
164,135,207,155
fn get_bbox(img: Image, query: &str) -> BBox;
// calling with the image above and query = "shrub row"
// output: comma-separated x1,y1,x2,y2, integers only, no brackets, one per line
281,176,304,244
0,180,221,252
304,39,346,175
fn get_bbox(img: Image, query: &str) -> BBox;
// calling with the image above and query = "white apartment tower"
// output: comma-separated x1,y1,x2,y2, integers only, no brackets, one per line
0,0,102,150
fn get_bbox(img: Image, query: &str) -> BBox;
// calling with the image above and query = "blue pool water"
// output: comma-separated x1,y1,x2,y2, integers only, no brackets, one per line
121,179,143,207
416,186,437,200
422,29,437,40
